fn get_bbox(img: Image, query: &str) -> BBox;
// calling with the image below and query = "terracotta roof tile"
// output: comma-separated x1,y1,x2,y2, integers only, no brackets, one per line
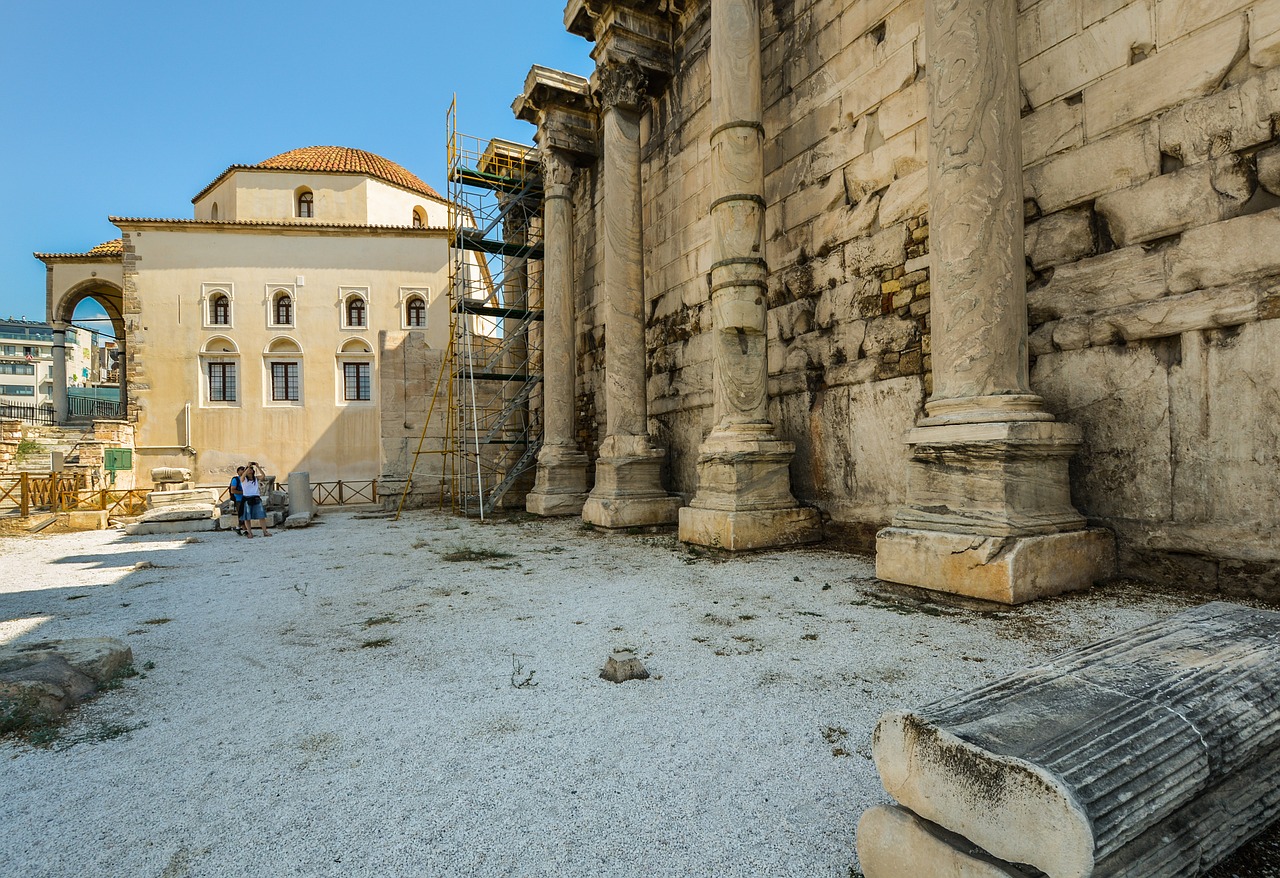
33,238,123,260
192,146,443,203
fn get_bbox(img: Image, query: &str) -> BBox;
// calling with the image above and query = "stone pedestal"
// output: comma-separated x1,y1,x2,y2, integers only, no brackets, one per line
875,0,1110,600
582,436,680,528
526,445,590,516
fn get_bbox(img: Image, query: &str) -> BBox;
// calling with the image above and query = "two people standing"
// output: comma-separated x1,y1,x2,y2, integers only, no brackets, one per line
228,462,272,537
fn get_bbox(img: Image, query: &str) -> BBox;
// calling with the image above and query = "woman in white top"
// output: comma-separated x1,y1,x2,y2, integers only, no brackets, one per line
239,464,272,537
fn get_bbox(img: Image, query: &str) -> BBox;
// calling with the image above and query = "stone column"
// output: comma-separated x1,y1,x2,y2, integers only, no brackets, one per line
677,0,819,551
526,145,590,515
580,59,681,528
874,0,1112,603
51,322,68,424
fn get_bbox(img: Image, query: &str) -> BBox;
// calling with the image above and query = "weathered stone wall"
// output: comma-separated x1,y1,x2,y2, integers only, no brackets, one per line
377,330,447,508
0,419,22,474
564,0,1280,592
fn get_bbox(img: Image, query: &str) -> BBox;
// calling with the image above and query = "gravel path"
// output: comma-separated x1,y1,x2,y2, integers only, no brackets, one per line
0,510,1223,877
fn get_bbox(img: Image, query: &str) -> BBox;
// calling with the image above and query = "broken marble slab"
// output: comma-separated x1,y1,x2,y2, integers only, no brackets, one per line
871,602,1280,878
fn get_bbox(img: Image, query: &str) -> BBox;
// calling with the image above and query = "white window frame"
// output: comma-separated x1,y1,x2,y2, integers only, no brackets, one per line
339,286,371,330
266,283,298,329
263,337,304,407
398,286,431,331
199,337,241,408
335,338,374,406
202,283,235,330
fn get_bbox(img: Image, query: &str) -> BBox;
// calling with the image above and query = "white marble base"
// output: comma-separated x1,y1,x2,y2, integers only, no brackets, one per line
679,505,820,551
581,439,680,528
526,446,589,517
857,805,1032,878
582,493,682,528
875,526,1115,604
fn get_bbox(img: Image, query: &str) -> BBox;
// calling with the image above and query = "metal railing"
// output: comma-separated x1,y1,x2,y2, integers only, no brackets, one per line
68,395,123,420
0,402,56,426
312,480,377,506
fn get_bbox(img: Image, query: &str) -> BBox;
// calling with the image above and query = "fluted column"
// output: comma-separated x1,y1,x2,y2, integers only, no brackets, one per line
51,323,68,424
581,59,681,528
677,0,819,551
526,146,589,515
875,0,1112,603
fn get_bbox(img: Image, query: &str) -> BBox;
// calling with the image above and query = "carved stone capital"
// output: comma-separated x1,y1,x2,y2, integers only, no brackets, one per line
596,59,648,112
540,147,576,194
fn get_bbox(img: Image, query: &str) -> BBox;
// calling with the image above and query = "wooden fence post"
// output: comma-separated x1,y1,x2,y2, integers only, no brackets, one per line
338,481,345,504
20,472,28,517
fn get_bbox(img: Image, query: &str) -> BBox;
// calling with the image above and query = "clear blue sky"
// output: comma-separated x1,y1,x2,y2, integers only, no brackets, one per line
0,1,593,328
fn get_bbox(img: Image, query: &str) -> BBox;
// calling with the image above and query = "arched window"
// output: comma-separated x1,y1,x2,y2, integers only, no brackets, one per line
412,207,426,228
210,294,230,325
274,293,293,326
265,338,303,404
201,337,239,405
211,202,219,221
337,339,373,403
297,190,314,218
346,296,366,328
405,296,426,328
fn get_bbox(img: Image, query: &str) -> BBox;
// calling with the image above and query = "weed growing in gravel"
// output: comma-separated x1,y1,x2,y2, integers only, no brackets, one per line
362,615,397,628
360,638,393,649
142,618,172,626
101,665,140,691
510,654,538,689
411,539,429,549
439,546,513,563
0,691,47,739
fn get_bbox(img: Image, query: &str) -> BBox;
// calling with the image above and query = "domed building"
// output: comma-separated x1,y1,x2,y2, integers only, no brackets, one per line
36,146,464,488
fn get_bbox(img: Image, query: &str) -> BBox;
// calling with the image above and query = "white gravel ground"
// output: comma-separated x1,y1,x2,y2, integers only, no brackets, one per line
0,510,1213,877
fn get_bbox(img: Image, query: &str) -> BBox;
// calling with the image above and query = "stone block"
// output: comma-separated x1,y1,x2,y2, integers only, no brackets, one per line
61,511,109,531
0,657,95,716
1157,0,1252,44
857,805,1032,878
846,226,910,276
1034,343,1177,523
877,167,928,227
1026,123,1160,214
1027,245,1168,323
1167,209,1280,293
125,518,220,535
1159,65,1280,164
678,505,821,551
1084,15,1246,138
1022,98,1084,165
147,488,219,508
1019,1,1152,108
875,526,1115,603
600,650,649,683
1018,0,1081,63
1257,143,1280,195
138,504,219,523
0,637,132,685
1251,0,1280,67
1025,206,1095,270
870,601,1280,877
1094,155,1254,247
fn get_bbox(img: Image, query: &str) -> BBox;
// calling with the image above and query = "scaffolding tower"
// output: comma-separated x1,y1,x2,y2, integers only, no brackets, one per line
444,100,545,518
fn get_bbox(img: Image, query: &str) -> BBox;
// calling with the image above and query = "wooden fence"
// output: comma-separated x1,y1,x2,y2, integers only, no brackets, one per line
0,473,148,517
313,480,377,506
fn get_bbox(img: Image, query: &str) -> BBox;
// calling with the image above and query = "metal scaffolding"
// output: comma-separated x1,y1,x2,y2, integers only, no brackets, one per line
443,99,545,518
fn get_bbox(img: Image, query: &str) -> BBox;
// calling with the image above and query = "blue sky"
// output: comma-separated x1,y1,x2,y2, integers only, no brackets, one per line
0,1,594,330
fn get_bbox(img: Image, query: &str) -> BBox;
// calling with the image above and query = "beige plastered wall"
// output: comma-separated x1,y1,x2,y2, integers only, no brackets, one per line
563,0,1280,595
119,224,452,487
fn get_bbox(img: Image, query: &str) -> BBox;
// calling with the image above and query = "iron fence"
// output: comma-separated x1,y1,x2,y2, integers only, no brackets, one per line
0,402,55,426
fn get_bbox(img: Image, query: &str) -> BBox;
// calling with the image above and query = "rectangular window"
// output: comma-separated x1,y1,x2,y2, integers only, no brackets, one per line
0,384,35,397
343,362,371,401
208,362,237,402
271,361,300,401
0,363,36,375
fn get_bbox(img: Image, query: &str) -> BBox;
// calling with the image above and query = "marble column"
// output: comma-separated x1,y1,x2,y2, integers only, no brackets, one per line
51,322,68,424
526,146,590,515
874,0,1112,603
678,0,819,551
581,59,681,528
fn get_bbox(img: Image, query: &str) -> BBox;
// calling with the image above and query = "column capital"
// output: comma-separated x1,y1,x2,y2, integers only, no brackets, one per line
565,0,676,96
513,66,599,160
540,147,577,198
595,59,649,112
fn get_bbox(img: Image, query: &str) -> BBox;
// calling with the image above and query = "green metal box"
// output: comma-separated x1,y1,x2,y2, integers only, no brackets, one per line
104,448,133,472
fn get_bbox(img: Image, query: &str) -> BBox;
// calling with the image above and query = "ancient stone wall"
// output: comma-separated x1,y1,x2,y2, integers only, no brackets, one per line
565,0,1280,591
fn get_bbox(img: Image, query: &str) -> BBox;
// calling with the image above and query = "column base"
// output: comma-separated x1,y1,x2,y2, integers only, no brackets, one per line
679,506,821,551
875,526,1115,604
857,805,1031,878
581,440,680,528
526,446,589,517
